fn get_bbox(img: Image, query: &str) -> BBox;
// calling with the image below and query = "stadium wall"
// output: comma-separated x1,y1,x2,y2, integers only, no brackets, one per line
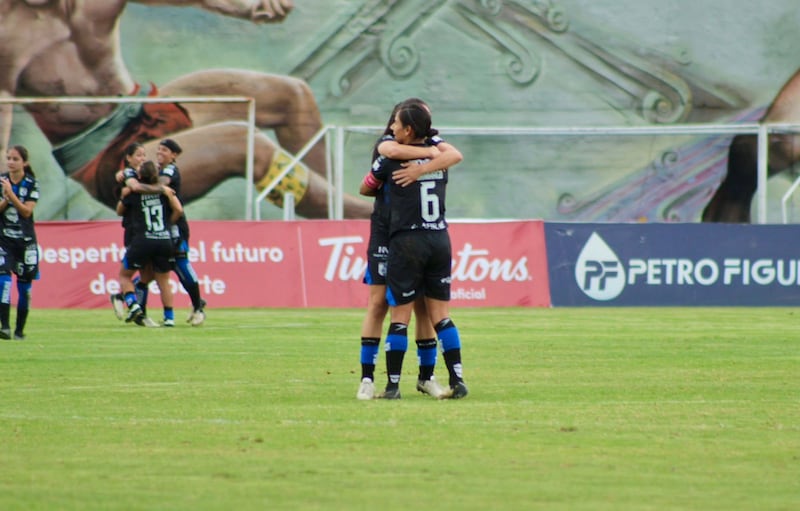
545,223,800,306
7,2,800,224
36,221,549,309
36,221,800,309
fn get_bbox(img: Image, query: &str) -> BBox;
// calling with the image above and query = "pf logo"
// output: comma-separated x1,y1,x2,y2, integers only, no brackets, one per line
574,232,625,301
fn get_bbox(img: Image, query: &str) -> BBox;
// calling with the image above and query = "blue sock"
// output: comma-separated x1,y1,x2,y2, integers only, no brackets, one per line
360,338,380,365
16,280,31,309
15,280,31,335
436,318,464,385
416,338,437,380
134,280,149,311
0,274,12,305
385,323,408,387
436,318,461,352
360,337,380,380
0,275,12,329
124,292,138,308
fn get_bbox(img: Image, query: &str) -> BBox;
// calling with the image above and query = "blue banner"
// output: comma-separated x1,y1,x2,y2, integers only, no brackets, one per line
545,223,800,306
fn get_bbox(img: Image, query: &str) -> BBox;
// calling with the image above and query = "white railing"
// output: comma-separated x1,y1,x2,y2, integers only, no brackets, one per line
5,94,800,223
337,122,800,224
1,96,257,218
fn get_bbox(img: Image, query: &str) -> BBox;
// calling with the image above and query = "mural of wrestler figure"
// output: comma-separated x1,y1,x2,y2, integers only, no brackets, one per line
703,69,800,223
0,0,372,219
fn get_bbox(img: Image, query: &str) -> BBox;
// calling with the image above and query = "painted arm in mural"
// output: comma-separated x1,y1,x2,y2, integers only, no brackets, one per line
3,0,371,219
132,0,293,22
703,69,800,223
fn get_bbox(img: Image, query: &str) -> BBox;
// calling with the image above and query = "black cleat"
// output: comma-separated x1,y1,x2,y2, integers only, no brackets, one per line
377,386,402,400
125,303,144,324
441,382,469,400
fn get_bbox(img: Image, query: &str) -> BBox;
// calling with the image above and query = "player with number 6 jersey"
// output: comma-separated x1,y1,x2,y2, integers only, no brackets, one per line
363,102,468,400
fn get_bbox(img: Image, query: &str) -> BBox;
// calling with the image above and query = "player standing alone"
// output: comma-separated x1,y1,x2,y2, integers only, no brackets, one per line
0,145,40,340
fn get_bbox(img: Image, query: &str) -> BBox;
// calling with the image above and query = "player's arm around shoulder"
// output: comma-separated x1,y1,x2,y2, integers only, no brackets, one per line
393,142,462,187
378,139,438,160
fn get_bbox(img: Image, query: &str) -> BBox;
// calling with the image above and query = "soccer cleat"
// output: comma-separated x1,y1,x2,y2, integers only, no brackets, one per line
0,328,10,340
356,378,375,400
416,376,447,399
139,316,160,328
190,310,205,327
440,381,469,400
187,299,207,323
110,293,125,320
163,318,175,327
125,303,143,323
14,332,25,340
377,386,401,400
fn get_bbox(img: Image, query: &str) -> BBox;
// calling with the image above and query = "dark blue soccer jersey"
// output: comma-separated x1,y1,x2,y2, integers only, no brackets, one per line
0,172,39,240
159,162,189,239
160,163,182,198
370,146,448,237
122,192,174,241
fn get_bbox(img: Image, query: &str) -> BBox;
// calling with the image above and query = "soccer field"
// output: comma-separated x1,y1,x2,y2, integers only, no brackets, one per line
1,307,797,511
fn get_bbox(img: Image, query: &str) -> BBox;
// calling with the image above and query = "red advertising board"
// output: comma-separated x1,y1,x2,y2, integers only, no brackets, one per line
35,220,550,308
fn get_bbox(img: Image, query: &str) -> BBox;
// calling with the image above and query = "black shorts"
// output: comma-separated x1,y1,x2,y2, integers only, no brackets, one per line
386,230,452,306
363,217,389,286
124,236,175,273
0,237,39,280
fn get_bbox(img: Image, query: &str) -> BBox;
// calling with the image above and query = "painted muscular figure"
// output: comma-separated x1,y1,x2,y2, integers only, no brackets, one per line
0,0,372,218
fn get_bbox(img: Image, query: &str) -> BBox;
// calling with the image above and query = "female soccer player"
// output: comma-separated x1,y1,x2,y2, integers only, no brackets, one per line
0,145,41,340
359,102,467,399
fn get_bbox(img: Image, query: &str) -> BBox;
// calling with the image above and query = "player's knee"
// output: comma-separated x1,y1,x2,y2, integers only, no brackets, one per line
388,322,408,336
434,318,455,333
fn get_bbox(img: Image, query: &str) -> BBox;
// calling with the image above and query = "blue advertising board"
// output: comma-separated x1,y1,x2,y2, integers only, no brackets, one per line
545,223,800,306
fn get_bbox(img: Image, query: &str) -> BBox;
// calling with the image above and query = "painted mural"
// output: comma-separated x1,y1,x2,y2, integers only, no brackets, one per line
3,0,800,223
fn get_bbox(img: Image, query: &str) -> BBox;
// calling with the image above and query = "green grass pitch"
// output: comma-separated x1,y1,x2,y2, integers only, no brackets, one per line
1,307,798,511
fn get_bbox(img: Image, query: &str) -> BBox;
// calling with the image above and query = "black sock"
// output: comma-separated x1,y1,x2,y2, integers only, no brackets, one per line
443,349,464,386
385,323,408,388
15,307,29,335
0,303,10,329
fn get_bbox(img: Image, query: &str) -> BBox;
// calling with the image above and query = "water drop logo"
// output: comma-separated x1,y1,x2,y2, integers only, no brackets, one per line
575,232,625,301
